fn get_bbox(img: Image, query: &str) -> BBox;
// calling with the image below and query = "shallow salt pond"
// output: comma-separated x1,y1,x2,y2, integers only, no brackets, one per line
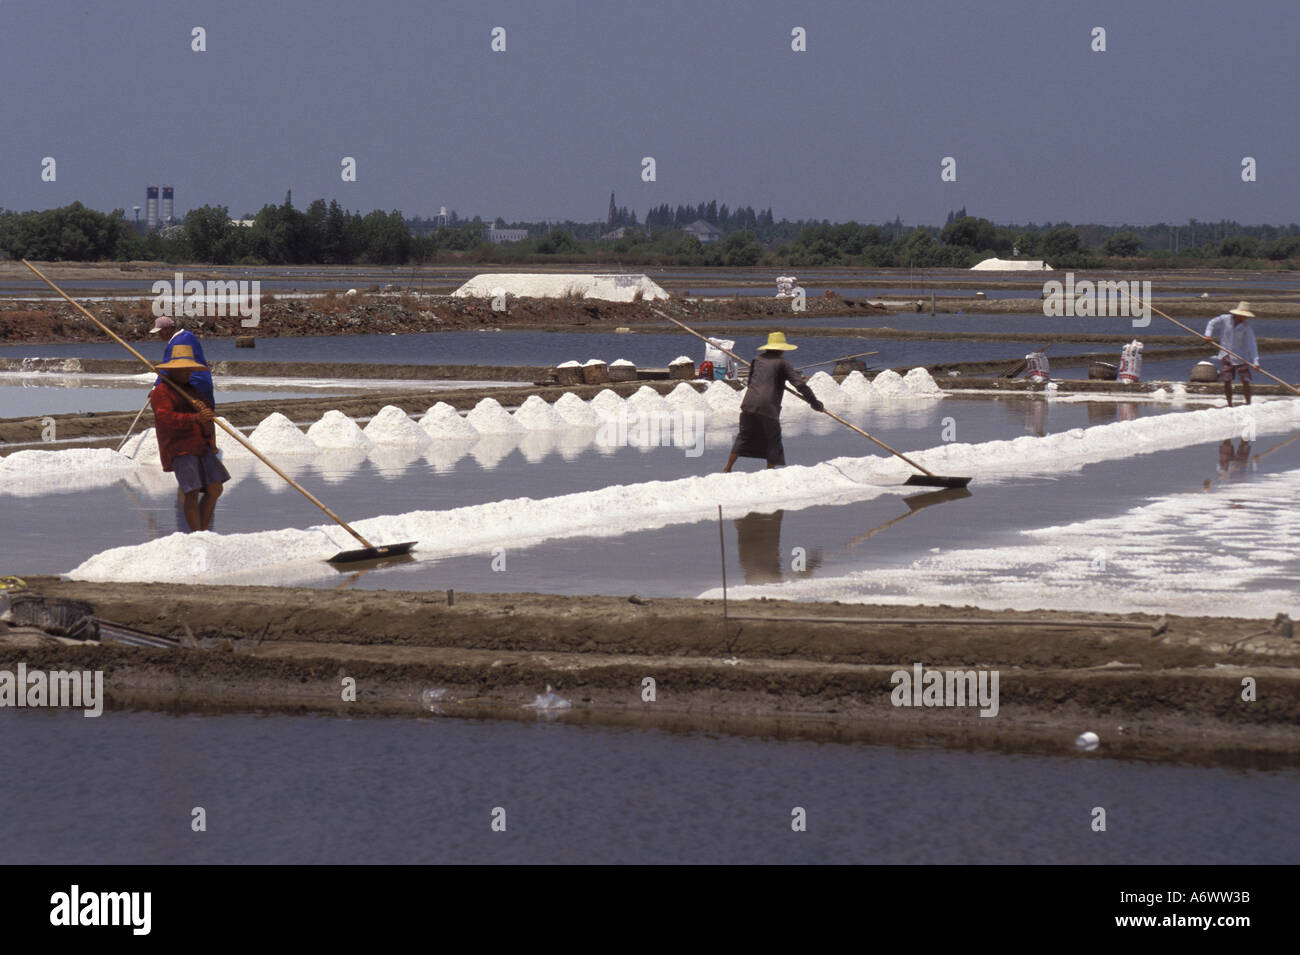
6,394,1297,619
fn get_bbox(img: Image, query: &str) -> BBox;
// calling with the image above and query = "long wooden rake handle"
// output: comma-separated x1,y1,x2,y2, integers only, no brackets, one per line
652,308,940,477
21,259,375,549
1124,290,1299,397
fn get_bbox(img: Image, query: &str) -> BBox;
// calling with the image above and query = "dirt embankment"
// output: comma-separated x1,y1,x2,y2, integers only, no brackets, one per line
0,293,889,345
4,579,1296,766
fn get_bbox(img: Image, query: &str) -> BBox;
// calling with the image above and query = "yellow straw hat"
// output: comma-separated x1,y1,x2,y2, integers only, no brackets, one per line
1229,301,1254,318
760,331,798,351
155,343,207,370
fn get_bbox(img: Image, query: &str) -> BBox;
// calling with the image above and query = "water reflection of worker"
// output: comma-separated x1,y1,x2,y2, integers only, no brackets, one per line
1217,439,1253,480
1025,399,1047,437
1086,402,1117,426
734,510,822,584
735,511,784,584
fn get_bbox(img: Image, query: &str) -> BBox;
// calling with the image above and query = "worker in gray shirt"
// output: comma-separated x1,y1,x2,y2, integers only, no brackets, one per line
1204,301,1260,406
724,332,824,472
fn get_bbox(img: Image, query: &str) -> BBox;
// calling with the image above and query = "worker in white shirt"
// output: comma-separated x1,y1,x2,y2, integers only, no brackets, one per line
1203,301,1260,406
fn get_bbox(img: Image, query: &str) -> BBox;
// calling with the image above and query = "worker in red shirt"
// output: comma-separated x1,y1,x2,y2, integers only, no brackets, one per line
150,344,230,532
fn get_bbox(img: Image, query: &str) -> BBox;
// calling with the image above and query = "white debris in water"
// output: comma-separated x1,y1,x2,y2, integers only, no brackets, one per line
551,392,600,427
307,410,374,449
869,369,909,398
610,358,636,368
669,355,694,367
903,367,944,398
246,413,319,455
465,396,523,435
65,400,1300,587
513,394,567,431
421,402,479,439
363,405,430,446
523,685,571,710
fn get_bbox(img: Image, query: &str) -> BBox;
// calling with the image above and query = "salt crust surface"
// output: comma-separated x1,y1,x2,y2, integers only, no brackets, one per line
705,466,1300,619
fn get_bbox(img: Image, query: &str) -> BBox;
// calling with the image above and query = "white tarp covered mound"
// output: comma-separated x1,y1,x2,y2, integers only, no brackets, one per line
452,273,670,302
970,258,1052,271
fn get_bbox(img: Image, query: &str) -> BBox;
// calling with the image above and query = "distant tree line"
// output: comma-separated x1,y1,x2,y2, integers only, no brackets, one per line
2,200,1297,269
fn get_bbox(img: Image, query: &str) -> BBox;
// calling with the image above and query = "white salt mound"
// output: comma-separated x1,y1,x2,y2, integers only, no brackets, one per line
669,355,694,367
665,382,711,413
870,369,909,398
120,427,160,464
556,360,581,368
583,358,607,367
703,380,742,413
610,358,636,368
513,394,566,431
552,392,600,427
903,367,944,397
802,370,851,413
421,402,479,439
589,389,626,419
307,410,374,449
0,447,135,478
215,417,255,458
839,371,874,402
626,385,669,416
806,371,844,400
466,397,523,435
364,405,431,446
247,413,319,454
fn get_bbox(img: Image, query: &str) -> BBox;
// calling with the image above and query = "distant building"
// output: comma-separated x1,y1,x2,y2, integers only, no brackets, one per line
600,226,635,241
682,219,722,244
228,219,255,228
486,228,528,244
145,186,159,230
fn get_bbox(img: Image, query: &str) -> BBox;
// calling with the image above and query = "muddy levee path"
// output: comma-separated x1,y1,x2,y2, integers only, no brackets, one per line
5,579,1297,767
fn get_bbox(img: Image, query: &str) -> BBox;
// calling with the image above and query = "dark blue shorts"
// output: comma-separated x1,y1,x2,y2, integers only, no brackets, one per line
172,450,231,494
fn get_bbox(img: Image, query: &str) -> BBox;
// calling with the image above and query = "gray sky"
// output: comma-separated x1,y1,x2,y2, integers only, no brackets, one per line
3,0,1297,225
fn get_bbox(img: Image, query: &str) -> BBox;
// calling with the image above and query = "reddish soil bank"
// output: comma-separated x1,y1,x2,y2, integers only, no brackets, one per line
4,580,1296,766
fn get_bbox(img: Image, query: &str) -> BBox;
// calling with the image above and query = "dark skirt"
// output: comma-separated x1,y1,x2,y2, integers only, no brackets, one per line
730,412,785,466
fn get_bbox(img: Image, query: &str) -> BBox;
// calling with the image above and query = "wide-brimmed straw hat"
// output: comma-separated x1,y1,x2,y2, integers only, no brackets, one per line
760,331,798,351
156,343,207,370
149,316,175,334
1229,301,1254,318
